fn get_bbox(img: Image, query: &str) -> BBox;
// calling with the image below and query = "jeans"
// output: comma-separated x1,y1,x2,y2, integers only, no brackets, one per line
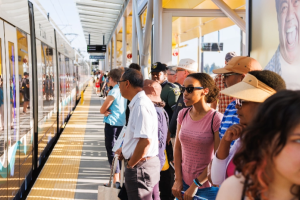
176,180,219,200
104,123,123,173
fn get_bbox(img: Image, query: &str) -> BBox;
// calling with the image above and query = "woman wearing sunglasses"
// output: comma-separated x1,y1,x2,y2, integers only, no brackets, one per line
217,90,300,200
172,73,223,200
211,70,286,187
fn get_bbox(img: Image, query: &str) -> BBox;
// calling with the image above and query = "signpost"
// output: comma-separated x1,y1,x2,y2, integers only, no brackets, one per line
201,43,223,52
89,55,105,59
87,45,106,53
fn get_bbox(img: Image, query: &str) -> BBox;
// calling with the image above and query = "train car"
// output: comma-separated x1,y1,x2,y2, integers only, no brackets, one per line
0,0,90,199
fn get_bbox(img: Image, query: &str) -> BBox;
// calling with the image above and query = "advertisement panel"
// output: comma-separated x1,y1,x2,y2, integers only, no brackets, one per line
251,0,300,90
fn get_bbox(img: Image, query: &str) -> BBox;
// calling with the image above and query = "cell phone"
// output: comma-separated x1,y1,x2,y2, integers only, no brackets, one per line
181,191,208,200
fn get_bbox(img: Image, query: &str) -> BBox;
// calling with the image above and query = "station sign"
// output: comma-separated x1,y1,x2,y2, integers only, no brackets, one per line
201,43,223,52
87,45,106,53
92,62,99,65
89,55,105,60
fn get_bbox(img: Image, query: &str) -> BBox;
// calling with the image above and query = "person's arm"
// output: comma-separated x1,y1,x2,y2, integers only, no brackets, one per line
127,138,151,168
99,95,114,115
216,175,245,200
172,123,183,200
216,124,245,160
211,124,245,185
168,89,180,111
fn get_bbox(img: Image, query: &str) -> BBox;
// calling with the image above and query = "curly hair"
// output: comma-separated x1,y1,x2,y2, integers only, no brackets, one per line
187,73,219,103
233,90,300,200
248,70,286,92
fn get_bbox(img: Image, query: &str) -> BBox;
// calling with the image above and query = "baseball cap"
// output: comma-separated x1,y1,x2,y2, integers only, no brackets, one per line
225,52,237,62
143,79,162,102
172,58,198,73
213,56,262,74
220,73,276,103
151,62,167,73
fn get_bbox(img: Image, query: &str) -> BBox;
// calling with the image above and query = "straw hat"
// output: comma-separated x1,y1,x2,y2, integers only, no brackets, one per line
143,79,162,102
220,73,276,103
213,56,262,74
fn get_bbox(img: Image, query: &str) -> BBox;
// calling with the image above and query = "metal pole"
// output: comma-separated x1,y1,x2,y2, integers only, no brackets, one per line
114,31,117,68
141,0,154,79
211,0,246,32
201,36,204,73
122,15,127,67
103,35,105,45
132,0,138,63
153,0,162,62
89,34,90,45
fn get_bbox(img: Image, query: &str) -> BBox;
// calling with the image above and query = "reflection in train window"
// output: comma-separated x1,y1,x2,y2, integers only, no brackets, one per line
38,42,56,161
16,28,33,196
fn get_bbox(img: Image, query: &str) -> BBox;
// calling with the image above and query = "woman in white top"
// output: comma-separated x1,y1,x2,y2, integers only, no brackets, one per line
217,90,300,200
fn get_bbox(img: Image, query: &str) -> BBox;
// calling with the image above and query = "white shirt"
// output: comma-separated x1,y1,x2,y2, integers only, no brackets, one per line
211,138,241,185
122,91,158,159
279,53,300,90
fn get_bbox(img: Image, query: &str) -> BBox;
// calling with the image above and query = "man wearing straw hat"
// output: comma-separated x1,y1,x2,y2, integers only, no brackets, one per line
212,56,262,145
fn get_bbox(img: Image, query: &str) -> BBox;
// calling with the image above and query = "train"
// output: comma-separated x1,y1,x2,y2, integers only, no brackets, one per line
0,0,91,199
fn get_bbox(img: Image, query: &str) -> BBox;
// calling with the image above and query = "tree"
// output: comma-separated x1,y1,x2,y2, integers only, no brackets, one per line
204,64,210,74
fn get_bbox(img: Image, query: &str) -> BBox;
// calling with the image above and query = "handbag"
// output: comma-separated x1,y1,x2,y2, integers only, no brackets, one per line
98,155,125,200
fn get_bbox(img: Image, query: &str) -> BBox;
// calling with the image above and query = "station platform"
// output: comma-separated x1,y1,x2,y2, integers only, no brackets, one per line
26,86,109,200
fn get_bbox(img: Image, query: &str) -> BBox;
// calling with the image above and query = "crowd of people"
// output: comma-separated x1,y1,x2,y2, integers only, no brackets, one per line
97,53,300,200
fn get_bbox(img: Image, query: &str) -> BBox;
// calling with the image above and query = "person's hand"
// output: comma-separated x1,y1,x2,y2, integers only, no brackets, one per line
115,148,124,160
167,134,171,145
104,110,111,117
223,124,246,142
183,183,198,200
172,180,183,200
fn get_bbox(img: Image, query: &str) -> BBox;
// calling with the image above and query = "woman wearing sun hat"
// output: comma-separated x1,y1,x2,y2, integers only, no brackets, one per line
211,70,286,186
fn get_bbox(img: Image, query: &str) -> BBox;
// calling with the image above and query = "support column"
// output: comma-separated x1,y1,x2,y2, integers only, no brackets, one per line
140,0,153,79
212,0,246,32
153,0,162,62
114,31,117,68
110,40,113,70
122,15,127,67
132,0,138,63
105,49,109,71
161,12,172,65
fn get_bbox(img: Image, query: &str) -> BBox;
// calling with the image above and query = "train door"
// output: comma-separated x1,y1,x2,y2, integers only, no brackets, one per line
3,21,20,199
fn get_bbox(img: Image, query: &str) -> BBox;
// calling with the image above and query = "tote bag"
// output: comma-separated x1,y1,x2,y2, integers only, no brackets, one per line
98,155,124,200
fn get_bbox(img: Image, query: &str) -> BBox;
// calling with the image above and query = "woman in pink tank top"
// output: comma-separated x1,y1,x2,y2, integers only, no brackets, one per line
172,73,223,200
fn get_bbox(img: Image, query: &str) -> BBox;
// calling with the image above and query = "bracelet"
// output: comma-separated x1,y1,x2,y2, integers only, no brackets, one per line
193,178,203,187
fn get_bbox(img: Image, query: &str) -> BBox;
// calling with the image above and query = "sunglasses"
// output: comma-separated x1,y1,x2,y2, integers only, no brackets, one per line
181,86,204,94
222,73,241,78
235,99,249,107
117,80,127,85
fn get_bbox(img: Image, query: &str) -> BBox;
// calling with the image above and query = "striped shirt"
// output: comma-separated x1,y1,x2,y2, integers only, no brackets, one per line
219,100,239,146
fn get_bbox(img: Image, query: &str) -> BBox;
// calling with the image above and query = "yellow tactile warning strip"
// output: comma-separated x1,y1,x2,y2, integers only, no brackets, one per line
27,85,93,200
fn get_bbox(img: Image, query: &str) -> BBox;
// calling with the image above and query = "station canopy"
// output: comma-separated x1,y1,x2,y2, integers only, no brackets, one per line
75,0,126,45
